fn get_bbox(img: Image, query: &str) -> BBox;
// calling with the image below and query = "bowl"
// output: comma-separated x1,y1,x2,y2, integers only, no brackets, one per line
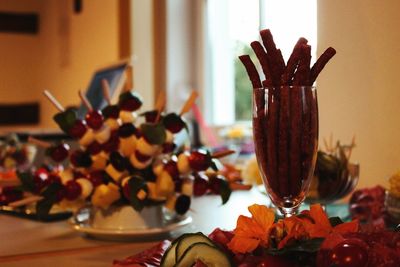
307,162,360,204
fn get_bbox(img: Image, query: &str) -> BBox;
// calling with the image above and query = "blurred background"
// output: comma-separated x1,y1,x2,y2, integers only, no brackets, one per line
0,0,399,190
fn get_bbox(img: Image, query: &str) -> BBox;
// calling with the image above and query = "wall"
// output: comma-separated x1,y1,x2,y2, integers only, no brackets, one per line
0,0,119,130
317,0,400,188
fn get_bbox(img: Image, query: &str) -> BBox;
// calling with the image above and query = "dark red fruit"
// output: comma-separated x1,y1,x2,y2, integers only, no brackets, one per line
65,180,82,200
119,92,143,111
102,130,120,153
70,150,92,167
325,239,369,267
122,181,130,200
175,194,191,215
109,151,126,171
49,143,70,162
0,188,23,205
162,143,176,153
193,176,209,196
102,105,120,119
88,171,104,187
33,168,49,193
13,150,27,164
47,174,61,184
163,113,185,133
174,179,183,192
118,123,137,138
188,150,211,171
85,110,104,130
164,159,179,179
56,186,66,202
143,110,159,123
87,141,102,155
135,150,151,162
68,120,87,138
73,170,85,179
255,255,293,267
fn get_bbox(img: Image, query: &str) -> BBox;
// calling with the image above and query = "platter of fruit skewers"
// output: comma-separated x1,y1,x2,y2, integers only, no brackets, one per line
0,80,251,239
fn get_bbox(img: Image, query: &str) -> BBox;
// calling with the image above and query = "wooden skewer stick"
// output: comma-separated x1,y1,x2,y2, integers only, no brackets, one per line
155,90,166,112
211,149,236,159
101,79,112,105
154,90,166,123
8,195,44,208
43,90,65,112
323,137,330,153
179,91,199,116
0,178,21,187
28,136,51,149
79,90,93,111
346,135,356,161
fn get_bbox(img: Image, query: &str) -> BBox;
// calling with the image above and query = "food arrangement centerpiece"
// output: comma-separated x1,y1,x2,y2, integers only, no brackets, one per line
1,81,236,224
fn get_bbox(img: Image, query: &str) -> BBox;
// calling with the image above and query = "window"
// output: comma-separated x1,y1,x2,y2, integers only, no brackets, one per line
205,0,317,125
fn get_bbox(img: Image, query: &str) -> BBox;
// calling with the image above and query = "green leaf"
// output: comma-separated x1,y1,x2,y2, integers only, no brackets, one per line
210,160,219,172
140,123,166,145
17,171,36,192
128,176,148,211
219,179,232,205
53,108,77,133
36,182,63,220
267,238,324,255
329,216,344,227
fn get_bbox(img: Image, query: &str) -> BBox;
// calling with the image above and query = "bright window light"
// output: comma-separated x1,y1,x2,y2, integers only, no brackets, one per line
205,0,317,124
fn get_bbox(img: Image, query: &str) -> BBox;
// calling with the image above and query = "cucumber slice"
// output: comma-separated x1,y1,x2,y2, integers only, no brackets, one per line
175,242,232,267
160,232,214,267
160,238,178,267
175,232,215,262
160,232,210,267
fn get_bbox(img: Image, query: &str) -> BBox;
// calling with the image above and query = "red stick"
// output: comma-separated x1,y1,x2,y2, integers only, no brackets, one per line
281,38,308,85
260,29,285,86
250,41,273,86
277,86,290,197
238,55,262,88
309,47,336,85
289,86,303,197
267,88,280,197
293,45,312,86
252,89,271,190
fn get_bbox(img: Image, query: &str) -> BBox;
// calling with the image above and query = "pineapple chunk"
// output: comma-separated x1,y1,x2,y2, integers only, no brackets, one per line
156,170,175,198
91,183,121,209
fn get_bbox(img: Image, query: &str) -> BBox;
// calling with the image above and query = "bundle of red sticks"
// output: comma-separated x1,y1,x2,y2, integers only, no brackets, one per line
239,29,336,88
243,29,336,200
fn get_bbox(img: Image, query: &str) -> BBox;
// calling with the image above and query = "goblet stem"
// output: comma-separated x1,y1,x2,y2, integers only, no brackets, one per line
279,206,299,218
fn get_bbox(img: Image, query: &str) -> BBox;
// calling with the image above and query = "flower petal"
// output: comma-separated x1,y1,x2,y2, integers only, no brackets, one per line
234,215,266,239
248,204,275,230
309,204,331,230
227,235,260,254
333,219,359,234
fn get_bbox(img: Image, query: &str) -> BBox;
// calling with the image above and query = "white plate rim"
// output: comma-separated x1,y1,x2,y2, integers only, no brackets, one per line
69,215,192,237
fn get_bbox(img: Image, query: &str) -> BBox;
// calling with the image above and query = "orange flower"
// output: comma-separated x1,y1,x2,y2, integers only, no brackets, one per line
274,216,309,249
301,204,359,238
227,204,275,254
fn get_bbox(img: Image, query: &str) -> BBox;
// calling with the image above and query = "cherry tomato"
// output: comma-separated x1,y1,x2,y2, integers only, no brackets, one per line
328,239,369,267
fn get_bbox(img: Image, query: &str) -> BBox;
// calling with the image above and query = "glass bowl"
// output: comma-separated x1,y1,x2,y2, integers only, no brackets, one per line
307,162,359,204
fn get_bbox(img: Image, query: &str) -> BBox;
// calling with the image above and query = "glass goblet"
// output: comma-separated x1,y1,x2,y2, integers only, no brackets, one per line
252,86,318,217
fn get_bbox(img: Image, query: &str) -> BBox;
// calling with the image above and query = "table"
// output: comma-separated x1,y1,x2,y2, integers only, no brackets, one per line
0,188,270,267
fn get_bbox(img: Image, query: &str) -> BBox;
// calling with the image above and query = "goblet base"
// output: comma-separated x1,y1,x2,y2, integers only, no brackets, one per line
276,199,302,218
